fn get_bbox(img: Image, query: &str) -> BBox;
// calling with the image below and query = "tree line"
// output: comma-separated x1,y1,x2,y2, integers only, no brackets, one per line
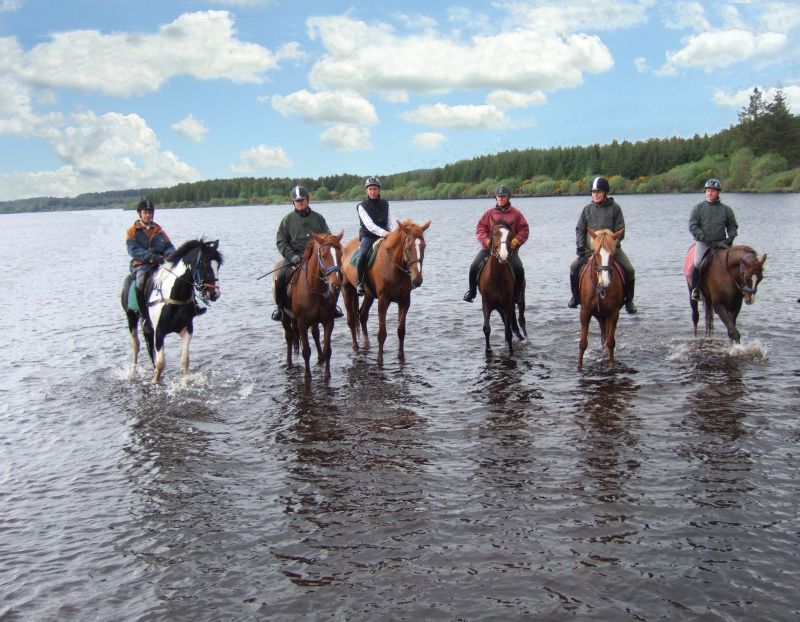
1,88,797,214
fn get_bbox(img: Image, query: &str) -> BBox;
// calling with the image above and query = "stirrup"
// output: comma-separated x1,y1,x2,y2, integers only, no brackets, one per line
691,288,701,301
357,282,365,296
625,301,638,314
567,296,578,309
271,307,283,321
463,289,476,302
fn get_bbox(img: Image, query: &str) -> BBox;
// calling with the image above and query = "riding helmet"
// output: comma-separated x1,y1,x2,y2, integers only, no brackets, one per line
591,177,610,193
704,178,722,191
136,199,155,213
364,176,381,189
290,185,310,201
495,184,512,197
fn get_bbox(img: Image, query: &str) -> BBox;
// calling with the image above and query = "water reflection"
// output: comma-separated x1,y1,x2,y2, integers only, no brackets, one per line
272,362,432,590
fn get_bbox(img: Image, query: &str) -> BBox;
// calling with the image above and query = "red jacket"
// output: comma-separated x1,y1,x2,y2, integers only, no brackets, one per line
476,203,530,248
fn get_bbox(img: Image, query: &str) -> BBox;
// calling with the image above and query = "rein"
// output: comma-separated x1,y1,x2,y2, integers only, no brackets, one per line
716,249,758,295
388,230,421,280
153,247,219,306
303,241,342,298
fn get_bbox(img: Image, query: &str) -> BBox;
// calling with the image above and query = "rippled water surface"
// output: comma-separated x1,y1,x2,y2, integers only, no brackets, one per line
1,195,799,621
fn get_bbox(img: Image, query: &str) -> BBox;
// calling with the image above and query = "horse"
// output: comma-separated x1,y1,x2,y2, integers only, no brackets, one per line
121,239,222,385
686,244,766,343
276,231,344,381
341,219,431,366
577,228,625,370
478,222,527,355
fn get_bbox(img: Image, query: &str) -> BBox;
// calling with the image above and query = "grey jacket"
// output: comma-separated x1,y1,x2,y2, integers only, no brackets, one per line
276,208,330,262
689,200,738,244
575,197,626,250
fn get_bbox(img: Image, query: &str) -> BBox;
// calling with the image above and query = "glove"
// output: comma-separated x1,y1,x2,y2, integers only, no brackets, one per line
510,238,520,250
725,237,735,248
290,255,300,265
576,246,586,256
483,239,491,249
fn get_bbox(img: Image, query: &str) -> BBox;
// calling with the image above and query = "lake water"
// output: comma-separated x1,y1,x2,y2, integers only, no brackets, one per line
1,194,798,621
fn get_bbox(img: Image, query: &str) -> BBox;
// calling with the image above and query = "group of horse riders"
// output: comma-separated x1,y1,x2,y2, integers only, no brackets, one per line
126,176,739,319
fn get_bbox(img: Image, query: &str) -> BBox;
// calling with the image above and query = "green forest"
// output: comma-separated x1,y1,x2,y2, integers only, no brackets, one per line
2,88,798,214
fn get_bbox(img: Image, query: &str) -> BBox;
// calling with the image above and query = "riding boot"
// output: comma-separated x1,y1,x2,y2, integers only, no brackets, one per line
272,289,284,321
135,287,147,320
356,264,366,296
567,272,579,308
624,278,638,314
690,267,701,301
463,265,478,302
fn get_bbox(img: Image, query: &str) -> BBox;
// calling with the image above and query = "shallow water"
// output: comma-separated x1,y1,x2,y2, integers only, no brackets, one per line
1,194,798,621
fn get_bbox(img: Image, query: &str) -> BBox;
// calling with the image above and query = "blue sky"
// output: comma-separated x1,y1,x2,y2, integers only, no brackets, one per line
0,0,798,200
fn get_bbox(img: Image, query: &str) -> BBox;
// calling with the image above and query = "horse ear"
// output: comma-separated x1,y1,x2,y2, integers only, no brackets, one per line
211,240,219,249
421,219,431,231
759,253,767,265
613,228,624,240
588,228,596,239
336,229,344,241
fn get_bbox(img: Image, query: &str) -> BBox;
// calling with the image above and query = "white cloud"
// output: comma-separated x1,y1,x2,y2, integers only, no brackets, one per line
501,0,650,33
402,103,510,129
306,15,613,95
320,124,371,151
658,29,787,74
663,2,710,31
231,144,292,173
412,132,446,150
0,0,21,12
171,114,208,142
759,3,800,34
0,111,200,200
486,89,547,110
634,57,648,73
0,74,63,138
713,84,800,114
270,89,378,125
17,11,282,97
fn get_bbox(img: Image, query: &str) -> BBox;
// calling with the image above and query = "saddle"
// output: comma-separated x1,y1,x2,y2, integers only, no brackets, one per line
683,243,713,280
348,238,384,268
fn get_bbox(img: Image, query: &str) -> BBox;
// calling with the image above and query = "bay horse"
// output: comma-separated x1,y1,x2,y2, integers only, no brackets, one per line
121,239,222,385
578,228,624,370
686,244,766,343
277,231,344,381
341,219,431,366
478,222,527,355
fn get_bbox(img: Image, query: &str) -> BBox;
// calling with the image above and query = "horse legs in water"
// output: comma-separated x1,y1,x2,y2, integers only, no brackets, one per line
384,295,410,365
578,309,590,370
359,295,374,351
126,313,140,379
602,314,618,368
713,302,741,343
152,328,192,385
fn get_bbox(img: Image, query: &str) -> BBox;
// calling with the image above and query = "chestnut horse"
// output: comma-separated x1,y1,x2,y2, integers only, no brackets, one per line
341,219,431,366
578,228,624,370
479,222,527,355
686,244,766,343
277,231,344,380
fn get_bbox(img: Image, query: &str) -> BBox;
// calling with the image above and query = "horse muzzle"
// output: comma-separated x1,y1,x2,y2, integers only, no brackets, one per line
204,284,220,302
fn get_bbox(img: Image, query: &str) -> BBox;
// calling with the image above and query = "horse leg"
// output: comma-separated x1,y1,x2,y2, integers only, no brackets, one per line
179,328,192,386
342,284,360,351
152,346,165,384
298,320,312,380
515,297,528,343
605,312,619,368
322,319,334,381
360,295,374,350
482,303,492,353
376,297,390,367
282,316,294,367
690,295,700,337
713,303,741,343
311,322,323,363
127,311,140,379
503,308,513,356
396,297,410,362
578,311,590,370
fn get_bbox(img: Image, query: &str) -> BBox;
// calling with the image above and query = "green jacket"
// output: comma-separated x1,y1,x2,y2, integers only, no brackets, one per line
689,199,738,244
276,208,330,262
575,197,626,250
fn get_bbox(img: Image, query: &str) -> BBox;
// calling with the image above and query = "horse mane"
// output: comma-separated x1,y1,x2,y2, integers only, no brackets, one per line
167,238,223,265
590,229,617,253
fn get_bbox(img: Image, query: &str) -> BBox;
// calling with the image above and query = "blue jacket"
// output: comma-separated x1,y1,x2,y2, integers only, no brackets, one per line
126,220,175,269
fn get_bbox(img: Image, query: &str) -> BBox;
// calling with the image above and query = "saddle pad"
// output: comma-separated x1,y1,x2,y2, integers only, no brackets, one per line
127,281,139,312
683,244,696,280
348,238,383,267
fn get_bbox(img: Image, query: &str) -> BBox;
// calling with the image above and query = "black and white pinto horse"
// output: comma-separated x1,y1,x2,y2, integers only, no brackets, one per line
121,239,222,385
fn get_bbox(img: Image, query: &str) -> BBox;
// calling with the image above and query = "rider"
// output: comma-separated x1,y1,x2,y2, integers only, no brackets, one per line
126,199,177,315
568,176,637,314
462,184,528,303
356,176,392,296
272,185,341,321
688,178,738,301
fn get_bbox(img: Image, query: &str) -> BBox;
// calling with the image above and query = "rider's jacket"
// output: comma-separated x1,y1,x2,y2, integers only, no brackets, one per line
475,202,530,249
575,197,625,250
357,197,391,240
689,199,738,244
276,207,330,262
126,220,175,269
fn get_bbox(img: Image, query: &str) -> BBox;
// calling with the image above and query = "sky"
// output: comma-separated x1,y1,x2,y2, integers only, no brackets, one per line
0,0,799,201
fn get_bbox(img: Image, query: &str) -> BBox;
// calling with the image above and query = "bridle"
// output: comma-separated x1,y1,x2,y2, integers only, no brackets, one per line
154,246,219,306
389,229,424,282
590,238,617,302
305,241,342,297
717,249,760,295
490,224,510,263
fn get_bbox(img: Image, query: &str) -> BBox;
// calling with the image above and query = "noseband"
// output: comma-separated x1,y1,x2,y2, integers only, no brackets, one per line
307,242,342,297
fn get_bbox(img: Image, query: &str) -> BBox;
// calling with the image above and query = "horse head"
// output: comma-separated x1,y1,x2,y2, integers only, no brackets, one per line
195,239,223,303
490,222,511,264
396,219,430,289
310,230,344,296
588,228,622,289
738,248,767,305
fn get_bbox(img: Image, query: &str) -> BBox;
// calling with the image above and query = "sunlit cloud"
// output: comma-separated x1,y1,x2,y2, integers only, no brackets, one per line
270,89,378,125
412,132,446,150
171,114,208,142
402,103,510,129
320,124,371,151
231,144,292,173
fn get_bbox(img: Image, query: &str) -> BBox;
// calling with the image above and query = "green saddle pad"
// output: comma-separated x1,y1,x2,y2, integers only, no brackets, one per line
127,281,139,312
349,238,383,268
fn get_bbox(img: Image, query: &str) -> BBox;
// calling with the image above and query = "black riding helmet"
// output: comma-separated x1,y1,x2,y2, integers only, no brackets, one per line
137,199,155,213
495,184,511,197
290,185,310,201
591,177,610,193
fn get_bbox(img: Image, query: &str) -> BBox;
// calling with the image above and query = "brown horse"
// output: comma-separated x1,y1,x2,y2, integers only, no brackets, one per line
479,223,527,355
578,228,625,370
277,231,344,380
341,219,431,366
687,244,766,343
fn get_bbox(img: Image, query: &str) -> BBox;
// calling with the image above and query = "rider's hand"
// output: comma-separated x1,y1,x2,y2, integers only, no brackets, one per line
510,238,520,250
483,239,491,249
291,255,300,265
725,237,735,247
